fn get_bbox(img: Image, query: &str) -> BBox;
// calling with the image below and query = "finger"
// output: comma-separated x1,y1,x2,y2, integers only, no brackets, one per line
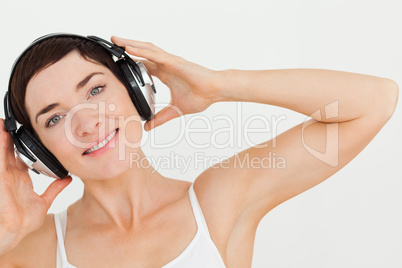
111,36,157,50
0,119,7,170
145,104,183,131
15,155,28,171
5,130,16,167
125,46,166,65
40,176,73,210
0,119,15,170
111,36,170,64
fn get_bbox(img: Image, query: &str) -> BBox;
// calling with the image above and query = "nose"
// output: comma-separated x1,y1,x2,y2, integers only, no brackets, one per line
69,102,104,139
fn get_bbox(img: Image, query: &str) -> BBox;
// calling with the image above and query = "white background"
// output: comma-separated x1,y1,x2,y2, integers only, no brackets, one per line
0,0,401,267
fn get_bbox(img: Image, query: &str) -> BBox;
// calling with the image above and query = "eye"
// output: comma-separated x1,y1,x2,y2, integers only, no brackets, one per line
90,87,100,96
45,114,64,128
88,84,106,98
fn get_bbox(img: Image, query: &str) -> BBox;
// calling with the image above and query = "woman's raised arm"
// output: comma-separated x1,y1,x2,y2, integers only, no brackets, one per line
216,68,398,122
195,69,398,227
111,36,398,229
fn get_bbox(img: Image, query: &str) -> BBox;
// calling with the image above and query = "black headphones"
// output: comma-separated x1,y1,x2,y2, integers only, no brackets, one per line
3,33,156,179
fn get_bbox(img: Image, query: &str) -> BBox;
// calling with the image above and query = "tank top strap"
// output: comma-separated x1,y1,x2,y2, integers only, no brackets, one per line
188,183,212,237
54,210,69,267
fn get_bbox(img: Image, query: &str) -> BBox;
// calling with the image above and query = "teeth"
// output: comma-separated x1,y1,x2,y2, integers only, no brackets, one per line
84,130,117,154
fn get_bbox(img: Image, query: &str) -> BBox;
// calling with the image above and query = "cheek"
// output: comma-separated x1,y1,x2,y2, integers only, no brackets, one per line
109,90,142,128
36,131,80,173
107,92,144,152
108,87,138,113
115,105,143,149
44,133,76,157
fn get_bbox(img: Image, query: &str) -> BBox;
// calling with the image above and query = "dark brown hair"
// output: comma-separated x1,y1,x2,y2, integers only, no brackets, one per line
10,36,125,136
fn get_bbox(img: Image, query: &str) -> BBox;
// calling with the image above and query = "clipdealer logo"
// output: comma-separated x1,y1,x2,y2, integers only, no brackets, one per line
129,151,287,173
301,100,339,167
61,100,339,169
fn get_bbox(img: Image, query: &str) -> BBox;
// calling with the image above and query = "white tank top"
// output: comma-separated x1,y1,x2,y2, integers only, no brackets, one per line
54,184,226,268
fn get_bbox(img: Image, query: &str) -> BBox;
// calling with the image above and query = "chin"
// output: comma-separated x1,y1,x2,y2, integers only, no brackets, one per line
88,158,133,180
64,153,130,180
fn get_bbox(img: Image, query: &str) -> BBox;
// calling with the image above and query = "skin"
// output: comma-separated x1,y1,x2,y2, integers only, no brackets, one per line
24,51,170,229
0,36,398,267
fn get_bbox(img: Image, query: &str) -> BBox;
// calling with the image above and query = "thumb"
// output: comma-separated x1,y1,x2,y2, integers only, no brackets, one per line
139,60,158,76
145,104,183,131
40,176,73,210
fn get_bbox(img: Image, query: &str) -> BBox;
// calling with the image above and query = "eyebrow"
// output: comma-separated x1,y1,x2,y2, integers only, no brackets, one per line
35,72,104,124
76,72,104,92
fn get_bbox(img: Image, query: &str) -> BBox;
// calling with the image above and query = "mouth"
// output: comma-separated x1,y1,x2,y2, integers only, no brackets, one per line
83,128,119,156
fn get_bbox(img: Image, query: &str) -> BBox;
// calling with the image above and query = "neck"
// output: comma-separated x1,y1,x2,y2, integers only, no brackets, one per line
73,149,172,231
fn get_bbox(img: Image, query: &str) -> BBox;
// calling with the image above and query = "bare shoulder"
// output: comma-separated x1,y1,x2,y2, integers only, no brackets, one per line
0,213,57,268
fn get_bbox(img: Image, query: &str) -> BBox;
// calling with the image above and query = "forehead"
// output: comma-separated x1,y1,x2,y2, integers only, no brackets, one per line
25,51,108,118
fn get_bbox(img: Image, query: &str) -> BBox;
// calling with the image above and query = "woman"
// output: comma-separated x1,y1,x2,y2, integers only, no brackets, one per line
0,34,398,267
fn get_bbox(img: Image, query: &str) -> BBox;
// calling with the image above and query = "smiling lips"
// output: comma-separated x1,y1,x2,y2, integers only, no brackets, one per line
83,129,119,155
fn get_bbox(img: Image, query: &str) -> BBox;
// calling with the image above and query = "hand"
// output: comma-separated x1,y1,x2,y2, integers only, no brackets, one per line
0,119,72,251
111,36,223,131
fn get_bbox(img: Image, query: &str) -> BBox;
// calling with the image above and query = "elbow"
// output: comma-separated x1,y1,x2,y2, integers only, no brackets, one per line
384,79,399,119
376,78,399,120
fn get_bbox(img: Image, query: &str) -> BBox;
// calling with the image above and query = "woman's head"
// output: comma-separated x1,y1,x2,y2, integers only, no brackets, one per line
10,36,125,135
10,36,144,179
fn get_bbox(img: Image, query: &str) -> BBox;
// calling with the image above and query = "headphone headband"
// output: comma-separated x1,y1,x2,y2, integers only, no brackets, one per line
8,33,144,95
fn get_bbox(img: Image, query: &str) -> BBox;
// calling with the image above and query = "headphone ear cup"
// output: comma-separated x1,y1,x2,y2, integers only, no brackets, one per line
16,127,69,178
116,59,153,121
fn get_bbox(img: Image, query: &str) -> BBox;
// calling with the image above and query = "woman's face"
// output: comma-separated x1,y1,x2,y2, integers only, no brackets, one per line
25,51,143,180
